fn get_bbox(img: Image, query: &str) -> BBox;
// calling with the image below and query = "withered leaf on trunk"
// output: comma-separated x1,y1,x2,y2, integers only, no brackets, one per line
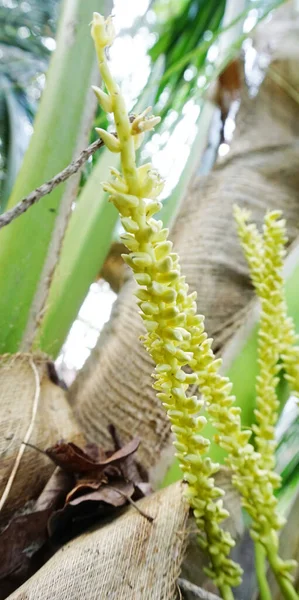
0,510,50,579
45,437,140,474
65,478,107,503
0,469,72,580
0,432,146,598
108,424,146,486
68,480,134,507
84,442,107,462
48,480,135,541
35,468,74,512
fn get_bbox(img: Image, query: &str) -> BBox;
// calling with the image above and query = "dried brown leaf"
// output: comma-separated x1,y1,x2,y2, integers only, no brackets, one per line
0,510,50,579
65,478,106,504
35,468,74,512
45,437,140,474
84,443,107,462
0,467,73,582
68,481,134,507
0,434,146,599
108,424,144,484
48,480,135,541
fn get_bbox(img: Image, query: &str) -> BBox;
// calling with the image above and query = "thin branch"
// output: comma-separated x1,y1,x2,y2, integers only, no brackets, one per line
177,581,183,600
110,487,154,523
0,115,136,230
0,138,104,230
178,579,221,600
0,359,41,512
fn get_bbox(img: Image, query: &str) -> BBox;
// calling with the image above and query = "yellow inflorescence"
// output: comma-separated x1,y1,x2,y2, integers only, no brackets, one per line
91,12,241,596
234,207,298,587
234,207,299,455
234,209,285,467
235,207,299,398
90,13,298,600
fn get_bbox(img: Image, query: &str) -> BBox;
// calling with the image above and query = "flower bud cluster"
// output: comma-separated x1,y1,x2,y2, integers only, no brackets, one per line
90,12,242,595
111,158,242,590
234,207,298,584
135,215,242,589
188,309,285,546
235,206,299,398
280,320,299,398
234,208,299,453
91,12,115,49
235,209,283,467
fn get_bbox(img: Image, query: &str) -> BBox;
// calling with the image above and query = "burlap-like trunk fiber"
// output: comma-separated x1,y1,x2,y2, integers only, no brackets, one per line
0,354,82,525
7,482,189,600
69,5,299,480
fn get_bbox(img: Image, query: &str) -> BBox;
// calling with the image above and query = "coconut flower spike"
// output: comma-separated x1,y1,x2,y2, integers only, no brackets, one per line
234,206,299,400
174,207,298,600
234,207,299,600
91,12,241,599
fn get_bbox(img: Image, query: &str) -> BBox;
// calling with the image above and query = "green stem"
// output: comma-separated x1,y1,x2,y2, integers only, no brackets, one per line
96,47,139,195
265,541,298,600
219,584,235,600
255,542,272,600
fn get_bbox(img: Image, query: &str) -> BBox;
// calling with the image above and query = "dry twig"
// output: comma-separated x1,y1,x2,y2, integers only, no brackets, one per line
110,487,154,523
0,139,103,230
0,115,137,230
178,579,221,600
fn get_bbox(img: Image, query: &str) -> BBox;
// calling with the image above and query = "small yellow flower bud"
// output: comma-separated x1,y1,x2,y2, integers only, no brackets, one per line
103,184,139,209
131,107,151,133
134,273,151,286
151,282,176,303
151,227,169,242
131,252,153,268
140,302,159,316
144,320,158,332
120,233,139,251
92,86,112,112
91,13,115,49
138,163,164,199
138,115,161,132
145,200,163,217
121,216,139,233
131,107,161,135
157,270,179,283
156,257,172,273
95,128,120,152
159,306,179,320
135,289,150,301
133,132,144,149
155,241,173,260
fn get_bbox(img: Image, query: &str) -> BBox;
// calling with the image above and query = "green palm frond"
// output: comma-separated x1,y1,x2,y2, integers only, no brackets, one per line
149,0,285,123
0,0,60,208
0,0,59,56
